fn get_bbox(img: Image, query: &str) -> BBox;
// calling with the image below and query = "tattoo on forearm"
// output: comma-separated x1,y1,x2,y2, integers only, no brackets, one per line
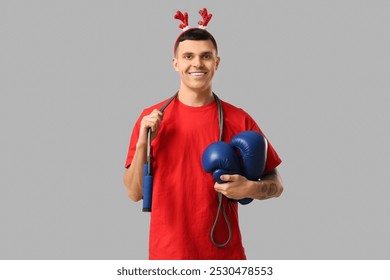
261,184,268,194
267,183,278,196
260,182,278,197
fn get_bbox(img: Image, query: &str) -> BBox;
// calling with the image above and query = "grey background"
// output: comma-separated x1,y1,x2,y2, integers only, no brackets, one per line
1,0,389,259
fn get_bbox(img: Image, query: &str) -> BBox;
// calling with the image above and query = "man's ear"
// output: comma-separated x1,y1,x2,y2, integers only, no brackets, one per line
172,57,179,71
215,56,221,70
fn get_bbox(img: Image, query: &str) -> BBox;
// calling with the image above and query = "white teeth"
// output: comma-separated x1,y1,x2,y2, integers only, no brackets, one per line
189,72,205,76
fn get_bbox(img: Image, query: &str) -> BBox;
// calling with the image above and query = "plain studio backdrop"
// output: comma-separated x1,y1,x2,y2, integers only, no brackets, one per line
1,0,389,259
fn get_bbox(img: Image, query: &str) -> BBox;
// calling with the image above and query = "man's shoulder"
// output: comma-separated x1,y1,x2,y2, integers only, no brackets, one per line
220,99,249,116
141,97,174,115
220,98,258,130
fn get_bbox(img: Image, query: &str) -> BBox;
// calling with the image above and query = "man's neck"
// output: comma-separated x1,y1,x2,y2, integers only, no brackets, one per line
177,88,214,107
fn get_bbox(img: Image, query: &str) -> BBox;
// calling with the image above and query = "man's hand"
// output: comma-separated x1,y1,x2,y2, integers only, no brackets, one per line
138,109,163,145
214,174,252,200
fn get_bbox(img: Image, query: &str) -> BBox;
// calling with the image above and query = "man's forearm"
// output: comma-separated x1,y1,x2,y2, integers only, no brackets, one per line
250,169,284,200
123,142,147,201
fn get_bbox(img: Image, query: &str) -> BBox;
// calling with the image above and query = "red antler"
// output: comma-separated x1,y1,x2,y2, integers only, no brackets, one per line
198,8,212,27
174,10,189,30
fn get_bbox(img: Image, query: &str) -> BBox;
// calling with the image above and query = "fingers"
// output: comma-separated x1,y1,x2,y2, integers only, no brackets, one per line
214,174,247,199
214,182,238,199
142,109,163,132
138,109,163,144
219,174,241,182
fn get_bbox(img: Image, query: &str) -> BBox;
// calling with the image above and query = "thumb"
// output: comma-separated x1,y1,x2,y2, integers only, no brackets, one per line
220,174,231,182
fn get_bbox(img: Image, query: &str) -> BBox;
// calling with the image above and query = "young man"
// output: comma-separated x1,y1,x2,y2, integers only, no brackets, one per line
123,12,283,260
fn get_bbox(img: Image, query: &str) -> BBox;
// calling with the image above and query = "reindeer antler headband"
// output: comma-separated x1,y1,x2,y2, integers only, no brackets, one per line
173,8,214,53
174,8,213,31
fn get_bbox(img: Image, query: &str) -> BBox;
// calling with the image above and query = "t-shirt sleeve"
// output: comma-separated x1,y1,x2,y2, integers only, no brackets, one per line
124,112,143,168
249,119,282,173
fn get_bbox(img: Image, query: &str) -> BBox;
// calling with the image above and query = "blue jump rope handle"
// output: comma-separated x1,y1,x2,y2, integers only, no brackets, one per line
142,163,153,212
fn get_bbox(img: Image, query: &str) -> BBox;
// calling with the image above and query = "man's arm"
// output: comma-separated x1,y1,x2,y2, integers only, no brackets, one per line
123,109,163,202
252,168,284,199
214,168,284,200
123,142,147,201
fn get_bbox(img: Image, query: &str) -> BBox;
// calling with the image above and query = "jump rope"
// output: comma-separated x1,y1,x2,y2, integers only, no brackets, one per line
142,92,232,247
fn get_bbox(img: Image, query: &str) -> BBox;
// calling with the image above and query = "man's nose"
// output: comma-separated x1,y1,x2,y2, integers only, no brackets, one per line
192,56,203,67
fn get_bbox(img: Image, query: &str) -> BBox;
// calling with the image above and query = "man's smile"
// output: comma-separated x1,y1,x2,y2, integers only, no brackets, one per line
188,71,207,77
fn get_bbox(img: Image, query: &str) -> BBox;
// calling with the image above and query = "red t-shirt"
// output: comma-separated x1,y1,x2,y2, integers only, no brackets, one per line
125,97,282,259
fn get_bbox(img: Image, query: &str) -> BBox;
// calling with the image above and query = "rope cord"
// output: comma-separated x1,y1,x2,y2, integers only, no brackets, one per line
210,93,232,247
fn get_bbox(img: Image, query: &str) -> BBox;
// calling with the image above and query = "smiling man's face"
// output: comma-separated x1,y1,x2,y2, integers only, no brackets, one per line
172,40,220,93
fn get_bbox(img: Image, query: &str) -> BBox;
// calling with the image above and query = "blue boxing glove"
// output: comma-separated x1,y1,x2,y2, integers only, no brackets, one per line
202,141,241,184
230,131,268,204
202,141,250,205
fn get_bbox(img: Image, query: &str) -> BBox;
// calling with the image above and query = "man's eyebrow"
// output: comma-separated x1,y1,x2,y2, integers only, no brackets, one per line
181,51,214,56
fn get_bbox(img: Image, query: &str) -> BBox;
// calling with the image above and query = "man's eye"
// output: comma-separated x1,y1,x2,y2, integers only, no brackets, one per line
203,55,211,59
184,55,192,59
